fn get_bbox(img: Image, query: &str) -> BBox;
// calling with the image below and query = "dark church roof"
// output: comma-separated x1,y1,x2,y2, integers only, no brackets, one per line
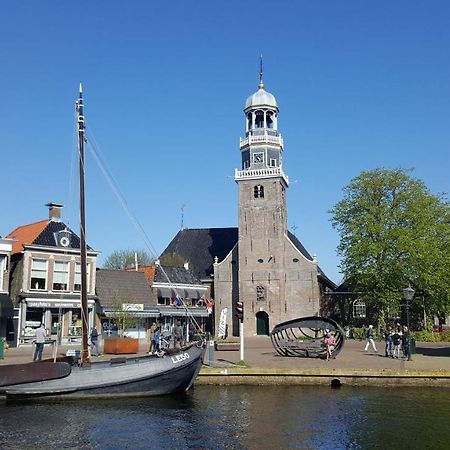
160,227,335,287
160,228,238,280
95,269,154,309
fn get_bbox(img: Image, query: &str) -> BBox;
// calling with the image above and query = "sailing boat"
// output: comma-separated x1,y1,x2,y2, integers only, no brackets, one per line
0,86,205,400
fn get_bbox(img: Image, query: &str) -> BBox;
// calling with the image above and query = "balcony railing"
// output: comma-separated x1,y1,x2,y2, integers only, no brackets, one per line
240,133,283,148
235,167,289,185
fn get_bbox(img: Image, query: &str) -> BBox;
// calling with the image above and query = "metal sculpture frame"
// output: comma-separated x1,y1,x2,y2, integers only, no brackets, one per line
270,316,345,358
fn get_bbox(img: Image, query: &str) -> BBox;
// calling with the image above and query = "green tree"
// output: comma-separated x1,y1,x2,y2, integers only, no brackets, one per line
103,249,155,270
330,168,450,325
108,293,140,337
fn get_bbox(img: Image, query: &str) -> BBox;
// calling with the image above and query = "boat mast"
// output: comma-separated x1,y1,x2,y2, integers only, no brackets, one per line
76,83,90,365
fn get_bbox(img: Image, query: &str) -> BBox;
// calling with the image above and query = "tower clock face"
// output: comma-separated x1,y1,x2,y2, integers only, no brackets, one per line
253,152,264,164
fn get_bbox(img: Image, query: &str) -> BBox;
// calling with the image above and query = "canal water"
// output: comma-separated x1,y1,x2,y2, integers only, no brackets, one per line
0,385,449,449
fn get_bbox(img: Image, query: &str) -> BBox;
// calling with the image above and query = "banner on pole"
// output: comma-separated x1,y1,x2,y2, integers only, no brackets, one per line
218,308,228,338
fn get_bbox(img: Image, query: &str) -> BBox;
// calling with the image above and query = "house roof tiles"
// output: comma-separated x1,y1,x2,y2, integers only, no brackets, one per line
95,269,154,309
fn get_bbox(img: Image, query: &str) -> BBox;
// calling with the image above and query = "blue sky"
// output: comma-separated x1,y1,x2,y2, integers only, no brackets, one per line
1,1,449,283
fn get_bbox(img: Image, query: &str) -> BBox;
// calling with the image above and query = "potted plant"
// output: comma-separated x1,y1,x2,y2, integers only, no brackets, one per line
103,295,140,354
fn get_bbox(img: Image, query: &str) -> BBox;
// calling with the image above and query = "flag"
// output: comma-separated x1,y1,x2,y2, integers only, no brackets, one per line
174,295,182,307
206,298,214,315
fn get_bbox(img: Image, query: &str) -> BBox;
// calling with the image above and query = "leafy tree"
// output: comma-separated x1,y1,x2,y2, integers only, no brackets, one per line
103,249,155,270
330,168,450,325
108,293,140,337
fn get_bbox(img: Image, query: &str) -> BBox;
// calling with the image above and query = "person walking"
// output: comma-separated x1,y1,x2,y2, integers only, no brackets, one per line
148,322,158,354
33,323,47,361
392,327,402,358
90,327,101,356
384,327,394,357
173,321,183,349
364,325,377,352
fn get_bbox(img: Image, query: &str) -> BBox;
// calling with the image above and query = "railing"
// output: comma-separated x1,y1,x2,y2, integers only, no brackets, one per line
235,167,289,185
240,133,283,148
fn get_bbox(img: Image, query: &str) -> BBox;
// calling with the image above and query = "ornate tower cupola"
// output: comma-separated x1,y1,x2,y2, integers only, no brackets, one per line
235,61,288,187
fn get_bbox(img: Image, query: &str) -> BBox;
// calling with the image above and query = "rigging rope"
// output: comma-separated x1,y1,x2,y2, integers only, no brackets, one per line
85,128,202,332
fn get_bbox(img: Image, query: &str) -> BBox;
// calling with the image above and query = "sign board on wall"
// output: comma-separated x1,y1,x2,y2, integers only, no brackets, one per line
122,303,144,312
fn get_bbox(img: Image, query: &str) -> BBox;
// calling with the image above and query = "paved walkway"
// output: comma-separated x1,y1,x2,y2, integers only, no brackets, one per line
209,336,450,374
1,336,449,374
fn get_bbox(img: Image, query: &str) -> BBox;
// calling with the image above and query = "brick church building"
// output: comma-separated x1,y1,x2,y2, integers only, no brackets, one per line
161,72,335,337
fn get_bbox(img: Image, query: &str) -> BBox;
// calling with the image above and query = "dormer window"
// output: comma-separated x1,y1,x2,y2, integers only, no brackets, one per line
254,185,264,198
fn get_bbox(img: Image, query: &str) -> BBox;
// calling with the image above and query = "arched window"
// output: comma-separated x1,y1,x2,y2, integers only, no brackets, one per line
255,111,264,128
254,185,264,198
266,112,273,128
353,299,366,318
247,112,252,130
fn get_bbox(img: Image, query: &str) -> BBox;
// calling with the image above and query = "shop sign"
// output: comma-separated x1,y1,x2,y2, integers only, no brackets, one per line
27,301,91,309
122,303,144,311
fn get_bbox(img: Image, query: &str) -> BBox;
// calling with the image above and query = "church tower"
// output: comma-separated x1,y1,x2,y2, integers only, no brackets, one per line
234,68,320,336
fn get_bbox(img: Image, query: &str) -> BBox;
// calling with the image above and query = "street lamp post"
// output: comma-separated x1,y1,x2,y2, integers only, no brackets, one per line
403,286,415,361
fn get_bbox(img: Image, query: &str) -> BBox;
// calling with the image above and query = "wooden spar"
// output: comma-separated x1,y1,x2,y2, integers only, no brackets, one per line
76,84,90,365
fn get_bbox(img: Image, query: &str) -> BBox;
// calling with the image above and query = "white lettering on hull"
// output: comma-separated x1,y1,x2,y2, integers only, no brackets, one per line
171,353,190,364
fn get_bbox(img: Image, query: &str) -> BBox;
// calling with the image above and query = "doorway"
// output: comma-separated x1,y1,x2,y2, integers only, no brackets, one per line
256,311,269,335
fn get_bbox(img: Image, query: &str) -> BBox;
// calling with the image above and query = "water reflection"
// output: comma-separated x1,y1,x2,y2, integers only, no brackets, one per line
0,386,449,449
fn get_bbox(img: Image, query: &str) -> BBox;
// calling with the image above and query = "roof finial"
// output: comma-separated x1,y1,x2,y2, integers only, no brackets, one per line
258,54,264,89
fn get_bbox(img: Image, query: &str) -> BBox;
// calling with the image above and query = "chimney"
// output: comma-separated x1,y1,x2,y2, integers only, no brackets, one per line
45,202,63,222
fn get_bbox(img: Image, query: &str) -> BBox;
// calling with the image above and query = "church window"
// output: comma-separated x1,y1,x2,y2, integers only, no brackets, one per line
256,285,265,302
266,112,273,128
254,185,264,198
269,158,277,167
292,258,299,263
353,299,366,318
255,111,264,128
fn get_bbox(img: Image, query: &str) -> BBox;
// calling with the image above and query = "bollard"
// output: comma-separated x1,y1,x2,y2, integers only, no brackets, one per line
209,340,215,367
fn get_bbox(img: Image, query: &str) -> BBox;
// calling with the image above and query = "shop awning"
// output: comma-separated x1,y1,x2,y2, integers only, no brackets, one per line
104,309,160,318
0,294,14,317
158,287,174,298
183,288,206,299
158,306,210,318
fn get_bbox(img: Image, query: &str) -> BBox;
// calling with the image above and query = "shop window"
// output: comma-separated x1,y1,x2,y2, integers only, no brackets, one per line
353,299,366,318
31,258,47,290
53,261,69,291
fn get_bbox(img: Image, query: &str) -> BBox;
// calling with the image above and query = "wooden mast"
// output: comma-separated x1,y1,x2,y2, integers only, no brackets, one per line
76,84,90,365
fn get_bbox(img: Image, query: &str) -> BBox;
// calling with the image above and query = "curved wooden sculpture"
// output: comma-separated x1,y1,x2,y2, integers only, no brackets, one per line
270,316,345,358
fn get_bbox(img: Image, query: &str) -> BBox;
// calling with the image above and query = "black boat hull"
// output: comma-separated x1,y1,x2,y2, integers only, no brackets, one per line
0,342,205,400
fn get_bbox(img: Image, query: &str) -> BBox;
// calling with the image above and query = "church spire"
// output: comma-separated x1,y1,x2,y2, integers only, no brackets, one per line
259,54,264,89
